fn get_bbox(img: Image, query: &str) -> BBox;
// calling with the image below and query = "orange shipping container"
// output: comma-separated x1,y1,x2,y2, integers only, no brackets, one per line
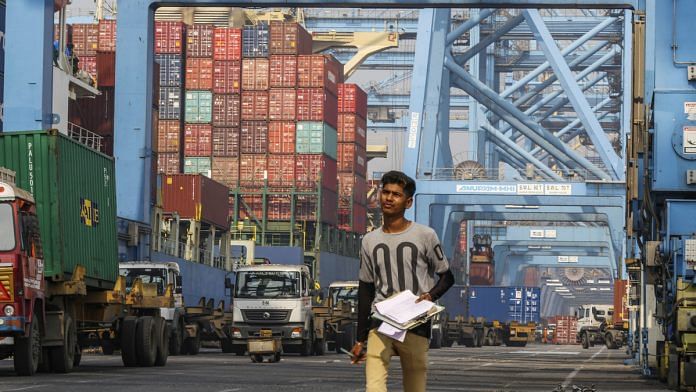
211,157,239,188
337,113,367,147
297,55,343,96
98,19,117,52
241,58,270,90
186,58,214,90
155,21,185,54
296,88,338,129
157,120,181,153
161,174,230,228
338,83,368,119
241,91,269,121
184,124,213,157
72,23,99,57
267,154,296,188
268,121,296,154
268,88,297,121
269,55,298,88
213,60,241,94
337,143,367,176
213,27,242,61
613,280,628,325
269,22,313,55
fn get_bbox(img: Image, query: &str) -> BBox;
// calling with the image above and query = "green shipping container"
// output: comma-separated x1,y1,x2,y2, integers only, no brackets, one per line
0,130,118,288
295,121,337,159
183,157,211,176
185,90,213,123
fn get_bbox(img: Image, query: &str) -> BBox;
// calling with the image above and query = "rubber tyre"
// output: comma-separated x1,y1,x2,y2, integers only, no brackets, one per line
136,316,158,367
301,328,314,356
581,332,589,349
37,348,52,373
155,319,170,367
314,338,326,356
50,313,76,374
169,320,184,356
273,352,281,363
430,329,442,349
184,327,201,356
605,333,619,350
120,316,138,367
14,311,40,376
221,338,234,353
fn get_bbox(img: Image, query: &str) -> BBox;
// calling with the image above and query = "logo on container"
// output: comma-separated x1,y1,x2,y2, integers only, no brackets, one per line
80,198,100,227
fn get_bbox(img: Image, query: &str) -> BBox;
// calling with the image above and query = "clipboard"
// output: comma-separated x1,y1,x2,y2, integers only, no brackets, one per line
372,303,445,330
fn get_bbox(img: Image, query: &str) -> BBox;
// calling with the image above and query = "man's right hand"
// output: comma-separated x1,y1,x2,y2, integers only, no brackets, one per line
350,341,366,364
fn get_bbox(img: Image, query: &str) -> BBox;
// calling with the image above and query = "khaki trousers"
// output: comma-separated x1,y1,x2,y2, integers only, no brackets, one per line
365,328,429,392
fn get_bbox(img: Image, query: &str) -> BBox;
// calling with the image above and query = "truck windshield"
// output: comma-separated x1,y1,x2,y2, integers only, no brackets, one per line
330,286,358,307
0,203,16,251
120,268,168,295
235,271,300,299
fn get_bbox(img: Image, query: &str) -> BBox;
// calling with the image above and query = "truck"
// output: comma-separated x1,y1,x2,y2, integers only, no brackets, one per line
229,264,327,356
576,280,628,350
439,285,539,348
119,261,237,355
0,131,171,375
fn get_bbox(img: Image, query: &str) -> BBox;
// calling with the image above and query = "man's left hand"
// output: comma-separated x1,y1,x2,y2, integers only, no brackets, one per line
416,292,433,303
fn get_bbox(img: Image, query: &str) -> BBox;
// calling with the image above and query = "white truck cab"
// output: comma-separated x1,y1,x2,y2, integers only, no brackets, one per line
230,264,318,356
576,304,613,330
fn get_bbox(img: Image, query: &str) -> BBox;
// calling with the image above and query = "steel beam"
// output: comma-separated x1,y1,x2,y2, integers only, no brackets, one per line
456,14,526,65
4,0,54,131
445,54,611,180
446,9,495,46
523,9,622,179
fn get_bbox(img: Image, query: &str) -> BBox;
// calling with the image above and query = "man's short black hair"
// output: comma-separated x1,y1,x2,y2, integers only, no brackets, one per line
380,171,416,198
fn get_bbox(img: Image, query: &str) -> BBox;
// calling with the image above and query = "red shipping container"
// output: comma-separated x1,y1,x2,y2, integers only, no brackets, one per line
157,152,180,175
469,263,495,286
338,173,367,207
268,121,295,154
213,27,242,61
296,88,338,129
338,204,367,233
267,154,295,188
238,194,263,221
613,280,628,325
211,157,239,188
269,55,298,88
212,127,240,157
185,58,214,90
337,113,367,147
96,51,116,87
155,21,185,54
98,19,117,52
337,143,367,176
184,124,213,156
550,316,579,345
79,56,98,77
213,60,241,94
297,55,343,96
295,190,338,225
267,195,292,221
268,88,296,121
161,174,229,228
157,120,181,153
269,22,313,55
187,24,214,58
240,121,268,154
239,154,268,187
295,154,337,192
72,23,99,57
213,94,241,127
241,59,270,91
338,83,368,119
241,91,269,121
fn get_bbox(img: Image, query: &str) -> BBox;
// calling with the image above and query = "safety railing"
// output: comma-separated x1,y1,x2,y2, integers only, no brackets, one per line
68,122,104,153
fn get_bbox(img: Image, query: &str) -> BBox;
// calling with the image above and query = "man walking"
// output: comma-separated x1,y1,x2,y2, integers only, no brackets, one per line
351,171,455,392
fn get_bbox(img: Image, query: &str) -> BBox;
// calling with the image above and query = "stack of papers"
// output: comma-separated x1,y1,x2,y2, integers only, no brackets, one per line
372,290,444,342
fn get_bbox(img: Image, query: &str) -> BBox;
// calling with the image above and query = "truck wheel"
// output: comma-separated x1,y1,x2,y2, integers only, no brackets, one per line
136,316,158,367
121,316,139,367
169,319,184,356
605,332,619,350
38,348,52,373
184,327,201,355
221,338,234,353
50,314,77,373
301,329,314,356
155,320,170,367
73,344,82,367
14,311,41,376
314,338,326,356
581,332,590,349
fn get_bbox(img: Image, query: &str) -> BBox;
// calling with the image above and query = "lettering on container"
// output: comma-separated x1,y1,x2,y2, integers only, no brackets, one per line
26,142,34,194
544,183,572,195
80,198,100,227
517,183,544,195
456,184,517,194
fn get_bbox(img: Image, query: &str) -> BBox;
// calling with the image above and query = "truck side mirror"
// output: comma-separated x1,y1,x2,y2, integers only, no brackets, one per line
175,276,183,294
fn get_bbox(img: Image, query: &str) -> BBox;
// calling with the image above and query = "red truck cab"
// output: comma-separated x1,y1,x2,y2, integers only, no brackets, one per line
0,175,45,360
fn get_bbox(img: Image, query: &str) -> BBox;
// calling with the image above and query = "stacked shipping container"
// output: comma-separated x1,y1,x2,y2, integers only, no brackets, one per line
147,20,366,232
336,84,368,233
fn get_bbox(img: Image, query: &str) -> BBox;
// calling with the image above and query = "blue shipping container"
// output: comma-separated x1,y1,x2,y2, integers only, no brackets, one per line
242,24,269,58
439,284,469,318
155,54,183,87
469,286,541,324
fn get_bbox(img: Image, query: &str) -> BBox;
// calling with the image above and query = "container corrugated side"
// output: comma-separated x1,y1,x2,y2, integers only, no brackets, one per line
186,24,214,58
184,91,213,123
161,174,229,228
296,121,337,159
0,131,118,287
